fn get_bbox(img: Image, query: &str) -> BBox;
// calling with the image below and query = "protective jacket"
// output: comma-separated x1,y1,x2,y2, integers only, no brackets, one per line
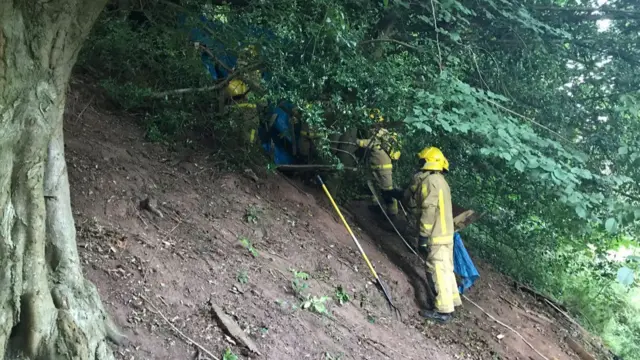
404,171,454,243
356,128,401,170
299,122,324,159
228,102,260,145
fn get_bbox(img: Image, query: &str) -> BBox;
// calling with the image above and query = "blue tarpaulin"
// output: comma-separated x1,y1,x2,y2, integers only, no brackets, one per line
183,14,299,165
453,232,480,294
258,101,301,165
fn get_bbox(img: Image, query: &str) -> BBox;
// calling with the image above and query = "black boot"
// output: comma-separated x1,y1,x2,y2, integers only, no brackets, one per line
419,309,453,324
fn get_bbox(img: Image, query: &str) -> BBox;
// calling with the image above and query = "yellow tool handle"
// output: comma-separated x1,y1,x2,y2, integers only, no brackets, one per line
317,176,379,279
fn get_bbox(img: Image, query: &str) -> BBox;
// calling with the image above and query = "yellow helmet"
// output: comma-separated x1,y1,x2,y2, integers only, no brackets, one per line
443,157,449,172
245,44,259,57
225,79,249,97
417,146,447,171
369,108,384,123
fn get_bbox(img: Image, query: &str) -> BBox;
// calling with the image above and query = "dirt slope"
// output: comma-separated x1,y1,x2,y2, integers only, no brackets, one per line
64,82,591,360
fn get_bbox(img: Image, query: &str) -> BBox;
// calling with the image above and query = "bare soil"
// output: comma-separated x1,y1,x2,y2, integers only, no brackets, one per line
64,80,597,360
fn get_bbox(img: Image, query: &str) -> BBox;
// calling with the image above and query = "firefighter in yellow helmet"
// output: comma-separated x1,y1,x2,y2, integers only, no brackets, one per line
356,109,402,217
297,104,325,164
224,79,260,147
392,146,460,323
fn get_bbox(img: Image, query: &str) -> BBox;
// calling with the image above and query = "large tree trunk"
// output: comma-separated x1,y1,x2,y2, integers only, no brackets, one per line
0,1,123,359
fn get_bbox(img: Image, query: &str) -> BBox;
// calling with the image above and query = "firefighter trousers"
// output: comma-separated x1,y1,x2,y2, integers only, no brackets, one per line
371,169,398,216
425,242,462,314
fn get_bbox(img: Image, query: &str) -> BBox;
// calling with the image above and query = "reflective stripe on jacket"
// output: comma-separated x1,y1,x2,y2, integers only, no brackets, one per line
357,128,399,169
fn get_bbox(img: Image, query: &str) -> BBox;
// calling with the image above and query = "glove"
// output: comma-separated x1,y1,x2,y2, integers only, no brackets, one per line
418,236,430,257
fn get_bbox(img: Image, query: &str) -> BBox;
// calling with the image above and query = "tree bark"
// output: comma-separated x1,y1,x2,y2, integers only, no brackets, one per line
0,1,123,359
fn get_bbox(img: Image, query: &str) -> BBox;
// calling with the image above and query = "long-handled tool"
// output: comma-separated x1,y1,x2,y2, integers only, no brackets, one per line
367,180,422,260
317,175,401,317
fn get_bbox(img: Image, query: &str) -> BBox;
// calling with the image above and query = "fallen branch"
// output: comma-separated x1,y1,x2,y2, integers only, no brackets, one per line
148,61,262,98
462,294,550,360
515,283,568,312
140,295,220,360
210,302,262,355
274,171,312,197
149,84,226,98
75,95,94,122
358,38,421,51
199,45,265,94
330,147,359,163
544,298,591,337
566,336,597,360
484,98,574,145
276,164,358,171
362,337,411,359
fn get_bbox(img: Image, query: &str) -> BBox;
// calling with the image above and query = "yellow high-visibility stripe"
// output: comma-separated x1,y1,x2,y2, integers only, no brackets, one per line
431,235,453,244
234,103,257,109
439,189,447,234
421,223,433,231
371,163,393,170
421,184,427,200
249,129,256,143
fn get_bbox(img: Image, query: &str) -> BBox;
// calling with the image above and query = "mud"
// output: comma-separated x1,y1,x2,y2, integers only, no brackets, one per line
63,81,592,360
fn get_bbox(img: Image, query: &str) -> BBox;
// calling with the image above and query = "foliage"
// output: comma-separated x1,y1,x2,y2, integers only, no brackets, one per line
334,285,351,305
79,0,640,356
290,269,310,297
239,237,259,257
237,269,249,284
301,295,332,315
245,205,262,224
222,348,239,360
324,352,344,360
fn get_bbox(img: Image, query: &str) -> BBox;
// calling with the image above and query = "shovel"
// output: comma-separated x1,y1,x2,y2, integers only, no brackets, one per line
366,180,421,259
317,175,401,318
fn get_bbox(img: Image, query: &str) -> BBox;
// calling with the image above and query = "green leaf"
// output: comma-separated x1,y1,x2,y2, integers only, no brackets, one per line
575,206,587,219
627,255,640,262
618,146,629,155
515,160,526,172
383,0,389,7
552,168,566,181
616,266,635,286
526,158,539,169
605,218,617,233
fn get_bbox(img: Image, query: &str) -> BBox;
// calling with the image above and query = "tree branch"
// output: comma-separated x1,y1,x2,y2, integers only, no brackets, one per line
533,6,640,21
358,38,421,51
533,6,640,15
149,62,262,98
484,99,575,145
199,45,265,94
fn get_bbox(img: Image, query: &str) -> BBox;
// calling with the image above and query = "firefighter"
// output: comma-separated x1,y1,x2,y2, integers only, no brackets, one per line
357,109,401,218
224,79,260,147
395,147,461,323
298,120,323,164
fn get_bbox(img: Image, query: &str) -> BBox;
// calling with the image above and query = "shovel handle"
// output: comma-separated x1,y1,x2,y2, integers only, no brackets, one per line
317,175,379,279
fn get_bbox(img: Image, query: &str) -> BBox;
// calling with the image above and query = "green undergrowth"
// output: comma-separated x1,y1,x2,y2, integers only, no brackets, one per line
463,223,640,359
76,2,640,358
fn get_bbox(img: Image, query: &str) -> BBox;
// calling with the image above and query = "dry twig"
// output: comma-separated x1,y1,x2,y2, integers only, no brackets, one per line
141,295,220,360
463,294,550,360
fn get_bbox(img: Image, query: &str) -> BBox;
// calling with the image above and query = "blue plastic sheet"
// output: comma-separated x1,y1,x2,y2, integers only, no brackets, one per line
453,232,480,294
182,14,298,165
259,101,300,165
